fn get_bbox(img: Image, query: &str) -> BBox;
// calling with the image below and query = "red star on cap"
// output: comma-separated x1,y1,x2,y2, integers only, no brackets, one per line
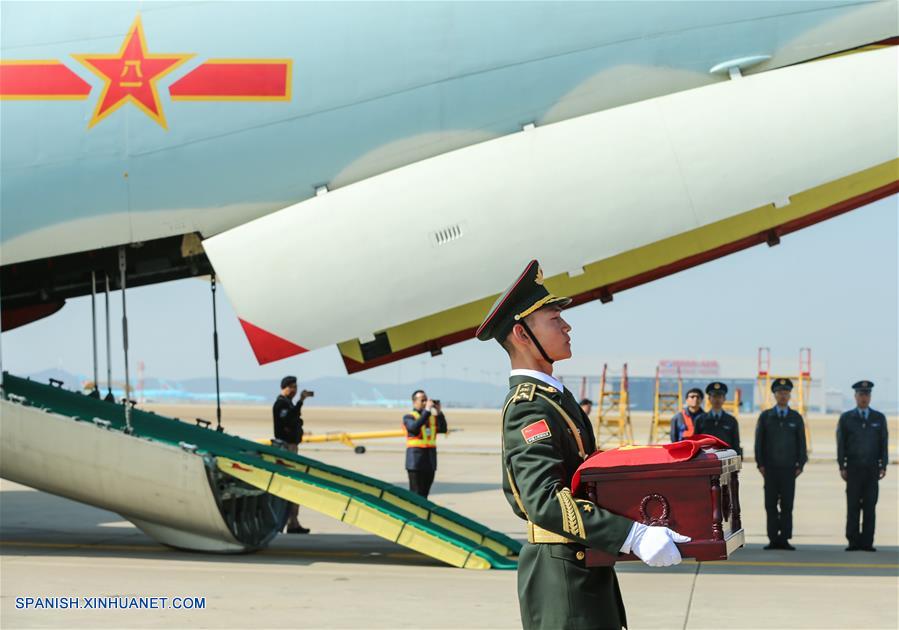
73,16,192,128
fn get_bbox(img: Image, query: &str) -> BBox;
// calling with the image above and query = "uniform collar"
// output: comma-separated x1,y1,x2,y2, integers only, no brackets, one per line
509,369,565,393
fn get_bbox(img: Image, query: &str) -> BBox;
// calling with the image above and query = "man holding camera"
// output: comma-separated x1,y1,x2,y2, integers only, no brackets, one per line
403,390,448,498
273,375,313,534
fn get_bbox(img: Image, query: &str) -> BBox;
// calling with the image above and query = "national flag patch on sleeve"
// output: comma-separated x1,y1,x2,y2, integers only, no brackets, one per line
521,419,552,444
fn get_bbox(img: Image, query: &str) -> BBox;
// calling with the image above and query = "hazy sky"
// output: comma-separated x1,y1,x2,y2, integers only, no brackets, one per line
2,195,896,402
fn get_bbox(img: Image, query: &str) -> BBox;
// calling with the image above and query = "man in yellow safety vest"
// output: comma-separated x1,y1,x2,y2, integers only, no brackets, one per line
403,389,448,498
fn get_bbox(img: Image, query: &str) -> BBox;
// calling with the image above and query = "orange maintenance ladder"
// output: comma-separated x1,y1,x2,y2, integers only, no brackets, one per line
595,363,634,448
649,366,682,444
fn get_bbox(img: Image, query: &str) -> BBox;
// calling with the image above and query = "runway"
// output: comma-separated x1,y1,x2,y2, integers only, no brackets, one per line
1,405,896,629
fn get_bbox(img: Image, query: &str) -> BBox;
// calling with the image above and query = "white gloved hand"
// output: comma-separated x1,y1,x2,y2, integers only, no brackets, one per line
620,522,690,567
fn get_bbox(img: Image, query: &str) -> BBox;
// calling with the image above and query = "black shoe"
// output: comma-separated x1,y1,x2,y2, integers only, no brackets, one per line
285,525,310,534
861,546,876,552
780,542,796,551
845,545,860,551
763,543,778,550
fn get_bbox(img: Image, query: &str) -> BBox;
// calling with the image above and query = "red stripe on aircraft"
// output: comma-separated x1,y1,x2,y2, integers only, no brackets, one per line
169,61,290,99
0,61,91,99
238,318,308,365
0,301,66,331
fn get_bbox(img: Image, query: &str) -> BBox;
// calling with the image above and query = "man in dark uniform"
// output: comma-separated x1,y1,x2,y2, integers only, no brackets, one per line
403,389,447,498
477,260,689,630
273,375,312,534
837,380,888,552
579,398,593,418
754,378,807,550
670,388,704,442
695,382,742,456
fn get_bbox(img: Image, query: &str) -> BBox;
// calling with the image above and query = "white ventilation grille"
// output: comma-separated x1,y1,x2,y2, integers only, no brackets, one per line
432,224,463,246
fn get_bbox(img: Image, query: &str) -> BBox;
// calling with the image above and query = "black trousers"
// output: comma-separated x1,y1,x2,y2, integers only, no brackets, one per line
846,465,879,548
407,469,435,499
764,466,796,543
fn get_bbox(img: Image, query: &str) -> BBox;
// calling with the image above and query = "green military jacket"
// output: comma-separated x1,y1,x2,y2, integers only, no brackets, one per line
502,374,633,553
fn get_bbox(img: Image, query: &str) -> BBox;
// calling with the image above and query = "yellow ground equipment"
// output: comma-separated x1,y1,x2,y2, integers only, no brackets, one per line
303,429,405,453
595,363,634,448
262,428,460,454
756,347,813,451
649,366,682,444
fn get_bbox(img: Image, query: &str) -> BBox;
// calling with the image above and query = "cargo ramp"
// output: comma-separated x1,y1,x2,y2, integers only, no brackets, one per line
1,373,519,569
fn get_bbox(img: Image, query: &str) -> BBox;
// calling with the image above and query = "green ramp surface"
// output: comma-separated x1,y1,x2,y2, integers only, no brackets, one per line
2,373,519,569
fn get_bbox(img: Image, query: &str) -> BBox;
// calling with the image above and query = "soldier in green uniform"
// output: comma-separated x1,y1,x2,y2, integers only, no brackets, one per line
477,260,690,630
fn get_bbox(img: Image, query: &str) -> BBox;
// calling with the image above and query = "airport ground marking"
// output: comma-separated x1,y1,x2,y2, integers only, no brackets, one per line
0,540,423,561
2,541,896,570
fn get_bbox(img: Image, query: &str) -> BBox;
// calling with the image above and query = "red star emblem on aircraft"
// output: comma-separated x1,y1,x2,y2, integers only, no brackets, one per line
73,16,192,129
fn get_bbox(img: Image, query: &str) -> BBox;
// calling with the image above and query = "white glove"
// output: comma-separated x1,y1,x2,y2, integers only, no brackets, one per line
620,522,690,567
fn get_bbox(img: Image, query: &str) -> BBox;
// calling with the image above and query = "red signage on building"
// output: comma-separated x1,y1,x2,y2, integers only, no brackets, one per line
658,360,720,377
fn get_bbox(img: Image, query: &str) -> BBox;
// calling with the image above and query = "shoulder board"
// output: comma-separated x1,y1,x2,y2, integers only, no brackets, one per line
511,382,536,403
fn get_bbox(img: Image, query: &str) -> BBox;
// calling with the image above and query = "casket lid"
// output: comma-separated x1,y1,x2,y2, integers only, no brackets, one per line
579,447,740,480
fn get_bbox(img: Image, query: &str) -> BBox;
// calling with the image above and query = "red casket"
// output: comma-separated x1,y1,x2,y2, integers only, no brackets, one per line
577,445,744,566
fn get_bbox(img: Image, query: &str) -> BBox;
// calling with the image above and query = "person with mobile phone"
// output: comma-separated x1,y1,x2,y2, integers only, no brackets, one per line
273,375,313,534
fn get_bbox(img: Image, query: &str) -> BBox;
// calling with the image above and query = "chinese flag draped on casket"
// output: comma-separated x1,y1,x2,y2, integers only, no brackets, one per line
571,434,730,495
573,435,744,565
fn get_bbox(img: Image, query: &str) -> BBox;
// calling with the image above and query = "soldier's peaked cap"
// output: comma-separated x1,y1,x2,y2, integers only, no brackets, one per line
706,381,728,395
476,260,571,342
771,378,793,393
852,380,874,392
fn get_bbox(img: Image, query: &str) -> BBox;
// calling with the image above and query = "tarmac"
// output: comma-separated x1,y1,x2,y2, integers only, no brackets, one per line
1,405,896,629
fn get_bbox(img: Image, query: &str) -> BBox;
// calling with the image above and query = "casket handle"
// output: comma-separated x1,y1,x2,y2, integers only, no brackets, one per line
639,493,671,527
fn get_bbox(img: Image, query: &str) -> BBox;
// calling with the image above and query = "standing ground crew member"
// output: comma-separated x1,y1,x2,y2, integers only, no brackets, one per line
477,260,689,630
670,388,704,442
695,382,742,456
837,380,888,552
755,378,807,550
273,375,313,534
403,390,447,498
579,398,593,419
